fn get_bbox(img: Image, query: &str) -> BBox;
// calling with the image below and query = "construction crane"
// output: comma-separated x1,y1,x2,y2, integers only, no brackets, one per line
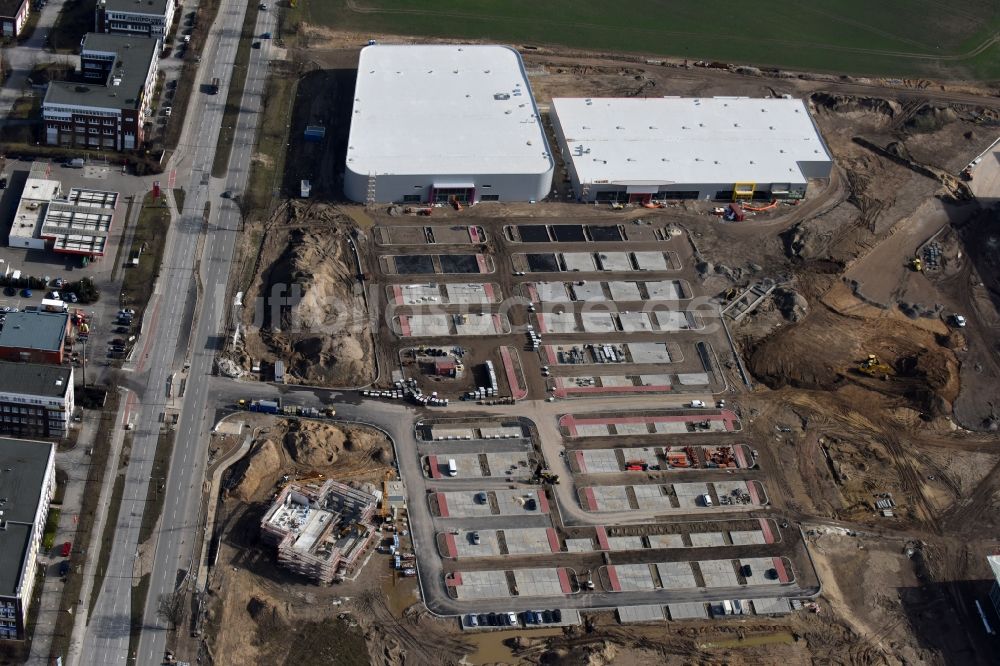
380,469,394,520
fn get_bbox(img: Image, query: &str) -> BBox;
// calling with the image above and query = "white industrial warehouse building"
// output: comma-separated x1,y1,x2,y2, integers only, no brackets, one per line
344,45,554,205
550,97,833,203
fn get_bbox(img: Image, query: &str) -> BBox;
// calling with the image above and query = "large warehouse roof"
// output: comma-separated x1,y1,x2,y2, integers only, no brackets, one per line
346,45,552,177
552,97,831,186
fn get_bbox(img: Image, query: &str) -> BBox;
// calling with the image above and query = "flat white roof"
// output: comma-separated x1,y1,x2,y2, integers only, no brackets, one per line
347,45,552,177
9,177,60,242
553,97,831,186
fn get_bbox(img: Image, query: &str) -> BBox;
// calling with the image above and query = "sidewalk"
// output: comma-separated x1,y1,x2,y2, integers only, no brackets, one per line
25,409,101,665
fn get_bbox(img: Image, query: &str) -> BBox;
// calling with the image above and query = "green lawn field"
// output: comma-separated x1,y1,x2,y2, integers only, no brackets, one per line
300,0,1000,80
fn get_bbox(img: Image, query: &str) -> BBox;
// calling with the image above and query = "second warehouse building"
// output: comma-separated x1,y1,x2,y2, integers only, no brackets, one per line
551,96,833,203
344,45,554,205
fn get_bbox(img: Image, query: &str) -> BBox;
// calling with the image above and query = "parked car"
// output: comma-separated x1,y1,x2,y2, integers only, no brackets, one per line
465,614,477,627
58,560,71,577
260,31,271,39
59,541,71,557
21,288,32,297
506,612,518,626
552,609,562,622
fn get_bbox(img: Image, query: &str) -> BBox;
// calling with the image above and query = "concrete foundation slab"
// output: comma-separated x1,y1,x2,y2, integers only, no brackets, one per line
632,251,669,271
587,486,631,512
581,312,617,333
453,570,511,600
668,602,709,620
648,534,685,549
645,280,684,300
502,527,557,555
569,281,605,301
632,484,675,510
619,312,654,332
539,312,580,333
607,281,642,301
620,448,659,468
561,252,597,272
700,559,740,587
451,529,501,557
495,489,546,515
729,530,766,546
628,342,672,364
674,482,711,509
439,491,494,518
751,597,792,615
607,536,645,551
596,251,632,271
581,449,620,474
653,310,693,331
617,605,666,623
512,568,566,597
689,532,727,547
612,564,656,591
485,452,533,479
532,282,571,302
656,562,697,589
676,373,711,385
565,538,593,553
741,557,787,586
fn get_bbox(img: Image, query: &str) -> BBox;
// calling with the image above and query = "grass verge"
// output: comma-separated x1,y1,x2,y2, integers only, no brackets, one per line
173,188,186,214
109,196,136,284
121,192,171,320
127,574,151,662
138,430,176,544
41,509,61,551
88,459,127,620
243,61,296,213
211,2,259,177
48,390,120,664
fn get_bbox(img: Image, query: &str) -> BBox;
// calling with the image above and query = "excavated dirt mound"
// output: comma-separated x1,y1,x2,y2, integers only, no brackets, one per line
748,308,959,413
231,439,281,502
283,420,391,469
241,202,374,387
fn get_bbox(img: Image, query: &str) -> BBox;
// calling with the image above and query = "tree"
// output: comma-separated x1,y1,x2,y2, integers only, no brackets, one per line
157,592,186,628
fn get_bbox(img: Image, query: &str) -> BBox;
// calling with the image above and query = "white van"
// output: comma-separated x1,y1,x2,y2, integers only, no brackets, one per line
702,493,713,507
447,459,458,476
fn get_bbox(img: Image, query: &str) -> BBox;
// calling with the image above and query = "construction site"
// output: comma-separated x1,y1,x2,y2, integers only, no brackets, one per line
196,20,1000,666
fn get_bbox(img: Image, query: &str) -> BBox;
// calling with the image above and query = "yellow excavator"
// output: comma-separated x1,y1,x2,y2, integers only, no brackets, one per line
909,257,923,272
857,354,893,379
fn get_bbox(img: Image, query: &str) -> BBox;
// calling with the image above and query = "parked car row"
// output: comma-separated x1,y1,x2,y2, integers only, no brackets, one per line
465,608,563,628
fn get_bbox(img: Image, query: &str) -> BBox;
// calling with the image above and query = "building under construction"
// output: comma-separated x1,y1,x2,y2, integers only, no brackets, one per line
260,479,379,584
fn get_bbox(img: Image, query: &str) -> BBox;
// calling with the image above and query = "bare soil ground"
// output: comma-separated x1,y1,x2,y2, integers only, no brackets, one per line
229,201,375,387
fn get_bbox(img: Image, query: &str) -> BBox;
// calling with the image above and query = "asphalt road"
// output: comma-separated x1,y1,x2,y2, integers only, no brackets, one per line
72,2,277,665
